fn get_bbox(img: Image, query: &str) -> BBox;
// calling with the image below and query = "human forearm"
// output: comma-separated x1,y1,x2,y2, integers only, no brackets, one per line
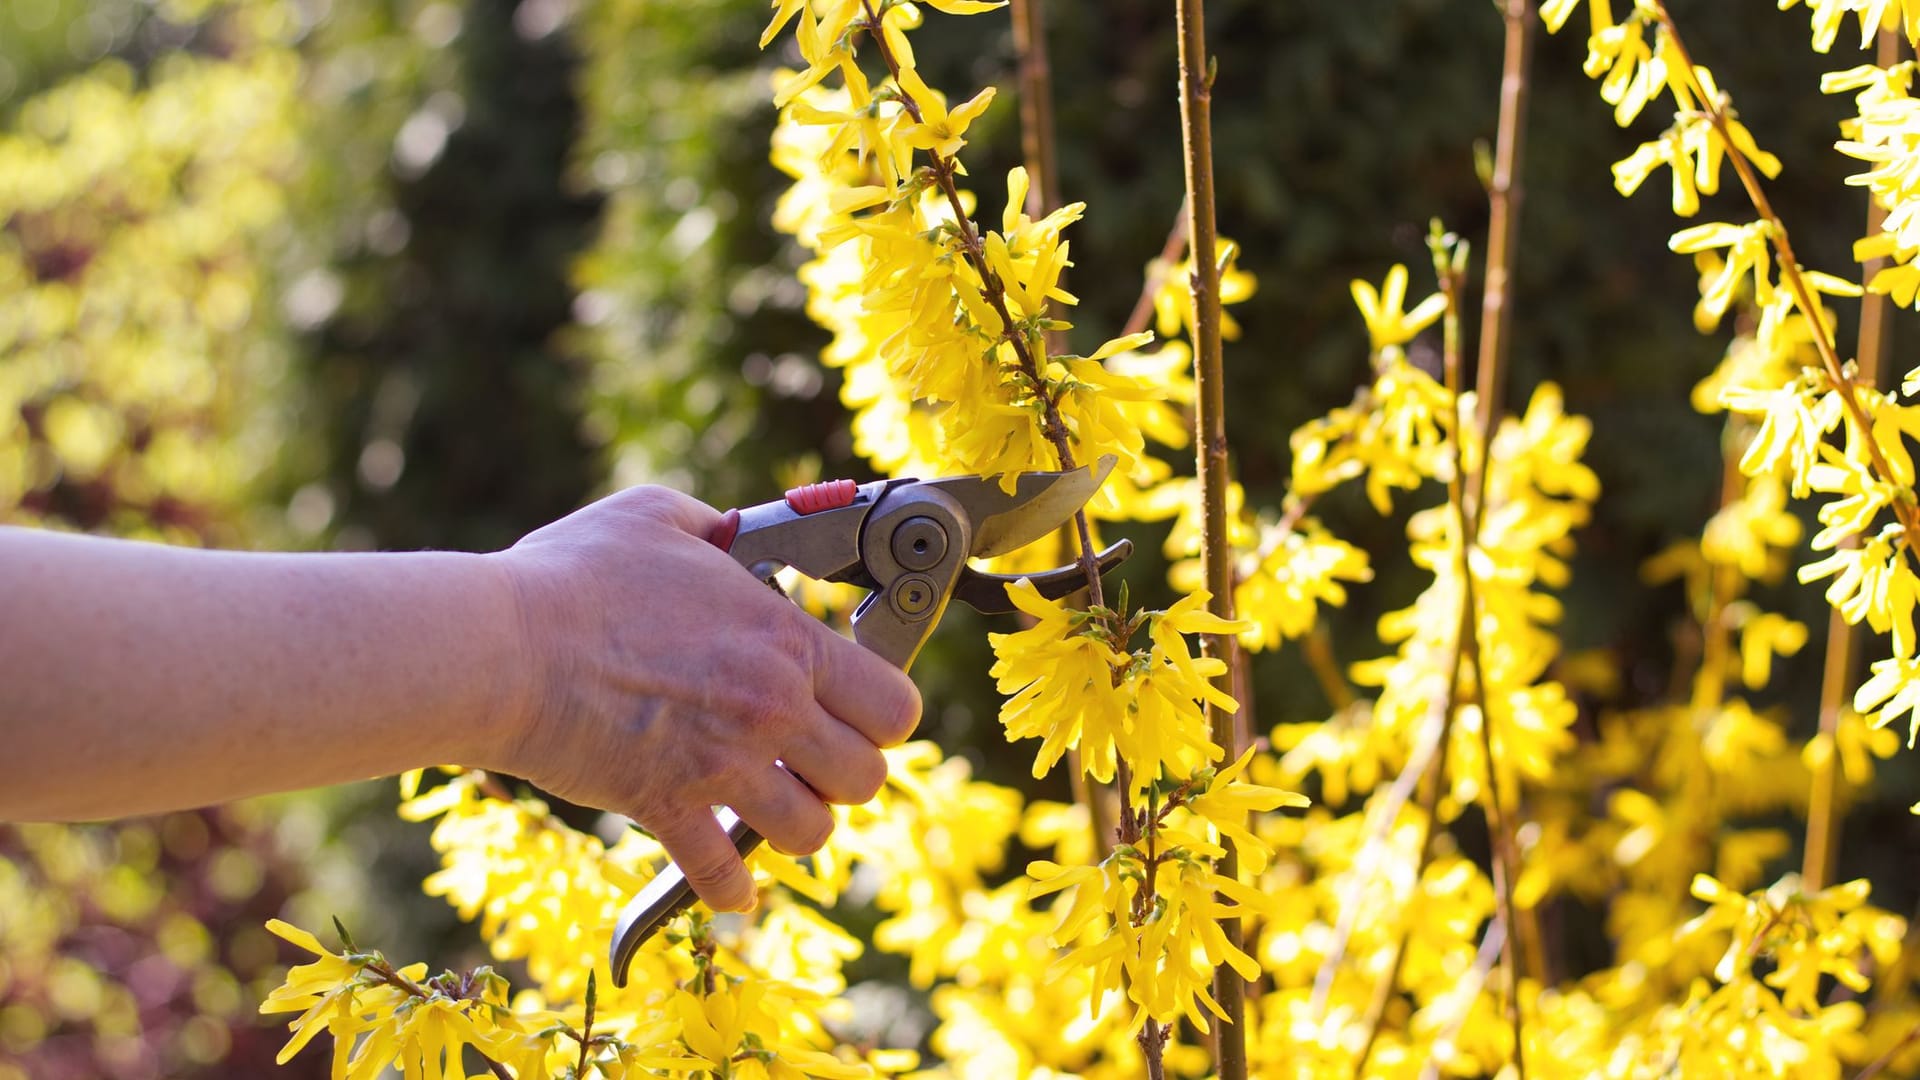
0,485,920,915
0,527,528,819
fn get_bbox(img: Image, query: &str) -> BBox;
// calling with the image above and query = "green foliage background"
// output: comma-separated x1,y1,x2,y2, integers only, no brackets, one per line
0,0,1913,1073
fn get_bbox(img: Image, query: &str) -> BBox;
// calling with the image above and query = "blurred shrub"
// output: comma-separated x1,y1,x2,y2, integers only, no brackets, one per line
291,0,600,554
0,813,317,1079
0,4,328,1077
0,12,298,541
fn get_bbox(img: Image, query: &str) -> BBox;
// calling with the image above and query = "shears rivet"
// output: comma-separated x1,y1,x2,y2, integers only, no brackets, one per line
891,516,948,571
892,573,938,617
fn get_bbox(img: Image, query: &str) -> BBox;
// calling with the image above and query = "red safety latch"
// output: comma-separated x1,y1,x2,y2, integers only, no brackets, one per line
784,479,858,515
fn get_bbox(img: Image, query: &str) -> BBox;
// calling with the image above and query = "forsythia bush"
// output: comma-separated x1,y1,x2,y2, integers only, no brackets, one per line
246,0,1920,1077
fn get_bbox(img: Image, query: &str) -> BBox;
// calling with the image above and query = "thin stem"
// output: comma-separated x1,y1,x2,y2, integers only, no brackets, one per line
361,959,515,1079
1805,26,1901,893
1350,645,1468,1077
1123,202,1193,339
1694,438,1747,714
1805,540,1861,888
366,960,434,1001
1353,247,1526,1077
1440,238,1527,1075
857,0,1107,611
1309,694,1446,1020
1471,0,1535,525
1173,0,1249,1075
1112,749,1170,1078
1471,0,1546,991
1477,714,1529,1078
1445,244,1528,1079
1010,0,1064,360
1303,624,1356,712
1007,0,1105,860
575,973,597,1077
1141,1020,1170,1080
1856,1020,1920,1080
1232,641,1256,755
474,771,517,804
1417,918,1508,1080
1652,5,1920,547
1009,0,1062,222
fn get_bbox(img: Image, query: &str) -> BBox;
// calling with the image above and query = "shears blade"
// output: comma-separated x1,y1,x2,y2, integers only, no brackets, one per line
918,455,1116,560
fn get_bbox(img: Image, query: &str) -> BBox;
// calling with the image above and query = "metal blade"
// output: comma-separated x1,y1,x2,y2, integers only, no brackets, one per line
950,539,1133,613
917,455,1115,559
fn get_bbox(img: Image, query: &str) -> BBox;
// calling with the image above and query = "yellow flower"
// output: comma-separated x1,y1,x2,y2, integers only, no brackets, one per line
919,0,1008,12
1702,476,1803,579
1670,220,1776,330
988,580,1131,781
1540,0,1613,36
1855,653,1920,743
654,980,875,1078
1233,520,1373,651
1801,708,1901,786
259,920,377,1065
1153,238,1258,341
1734,610,1809,690
893,65,996,161
1781,0,1920,52
1723,375,1840,495
1183,747,1310,875
1348,263,1445,353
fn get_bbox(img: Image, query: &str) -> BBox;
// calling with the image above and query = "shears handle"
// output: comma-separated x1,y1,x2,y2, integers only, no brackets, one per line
608,806,765,985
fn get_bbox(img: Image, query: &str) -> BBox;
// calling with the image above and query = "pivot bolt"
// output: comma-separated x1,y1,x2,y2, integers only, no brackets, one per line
892,516,948,571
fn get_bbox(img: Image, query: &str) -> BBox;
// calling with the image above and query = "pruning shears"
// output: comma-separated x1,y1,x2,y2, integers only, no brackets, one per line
608,457,1130,987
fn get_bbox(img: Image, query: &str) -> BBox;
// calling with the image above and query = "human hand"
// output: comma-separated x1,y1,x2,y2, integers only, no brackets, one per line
483,485,922,912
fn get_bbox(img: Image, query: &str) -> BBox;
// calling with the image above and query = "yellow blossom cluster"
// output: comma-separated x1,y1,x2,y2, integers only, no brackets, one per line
1548,0,1920,753
0,33,298,542
1521,3,1920,1073
766,5,1159,490
758,1,1320,1070
989,584,1241,789
265,764,934,1079
1029,747,1306,1035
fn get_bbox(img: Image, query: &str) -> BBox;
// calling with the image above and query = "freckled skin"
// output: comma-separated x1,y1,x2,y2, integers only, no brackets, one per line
0,486,921,913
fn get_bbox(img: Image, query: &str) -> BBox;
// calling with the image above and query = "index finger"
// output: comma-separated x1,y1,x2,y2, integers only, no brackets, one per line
808,625,922,747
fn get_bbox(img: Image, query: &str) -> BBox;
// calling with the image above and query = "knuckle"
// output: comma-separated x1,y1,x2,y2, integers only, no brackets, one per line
735,687,791,739
616,790,667,834
771,609,825,673
614,483,689,519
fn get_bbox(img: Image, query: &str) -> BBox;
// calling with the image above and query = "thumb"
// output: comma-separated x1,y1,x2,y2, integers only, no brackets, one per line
598,485,724,540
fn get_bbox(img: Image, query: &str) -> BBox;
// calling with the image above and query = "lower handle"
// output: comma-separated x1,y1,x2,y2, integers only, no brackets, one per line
610,808,765,987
